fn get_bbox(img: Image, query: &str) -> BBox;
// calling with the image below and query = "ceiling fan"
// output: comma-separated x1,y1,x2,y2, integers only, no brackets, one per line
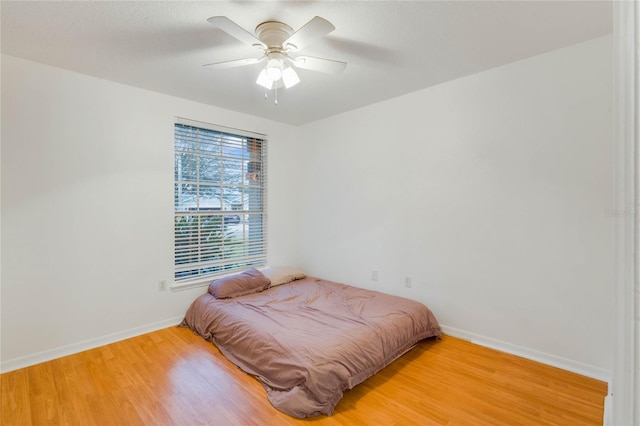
204,16,347,98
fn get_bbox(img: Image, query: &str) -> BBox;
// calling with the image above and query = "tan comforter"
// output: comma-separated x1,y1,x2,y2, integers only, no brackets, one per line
181,276,441,418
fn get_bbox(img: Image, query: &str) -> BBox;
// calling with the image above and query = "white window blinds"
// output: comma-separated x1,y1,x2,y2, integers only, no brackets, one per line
174,119,267,283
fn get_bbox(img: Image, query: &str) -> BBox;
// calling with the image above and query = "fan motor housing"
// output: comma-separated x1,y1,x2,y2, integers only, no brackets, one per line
255,21,294,50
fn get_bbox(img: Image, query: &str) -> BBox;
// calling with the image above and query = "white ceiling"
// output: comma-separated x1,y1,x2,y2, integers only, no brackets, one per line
1,1,612,126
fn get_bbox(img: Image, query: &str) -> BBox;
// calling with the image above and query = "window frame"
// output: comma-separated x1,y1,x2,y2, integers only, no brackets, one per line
172,117,268,289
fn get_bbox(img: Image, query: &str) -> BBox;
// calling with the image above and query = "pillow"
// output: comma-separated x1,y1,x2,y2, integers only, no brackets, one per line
258,266,306,286
208,268,271,299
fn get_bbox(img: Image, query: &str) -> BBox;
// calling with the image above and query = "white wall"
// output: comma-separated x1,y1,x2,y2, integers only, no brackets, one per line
0,55,301,369
296,36,613,378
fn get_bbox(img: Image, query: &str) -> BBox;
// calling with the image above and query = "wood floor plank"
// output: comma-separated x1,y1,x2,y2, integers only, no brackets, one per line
0,327,607,425
1,368,33,426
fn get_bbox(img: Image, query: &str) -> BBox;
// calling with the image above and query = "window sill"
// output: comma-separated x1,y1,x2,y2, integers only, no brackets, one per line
170,279,210,292
171,269,256,292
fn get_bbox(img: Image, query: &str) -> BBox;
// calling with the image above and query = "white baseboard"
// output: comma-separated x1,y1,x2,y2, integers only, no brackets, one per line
1,318,613,385
0,315,184,373
440,324,612,382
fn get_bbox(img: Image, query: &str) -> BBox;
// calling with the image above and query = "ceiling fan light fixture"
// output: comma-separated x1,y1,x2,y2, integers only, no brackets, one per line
256,69,273,89
206,16,346,102
282,66,300,88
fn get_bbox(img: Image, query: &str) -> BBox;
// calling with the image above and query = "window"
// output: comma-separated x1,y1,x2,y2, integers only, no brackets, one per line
174,118,267,283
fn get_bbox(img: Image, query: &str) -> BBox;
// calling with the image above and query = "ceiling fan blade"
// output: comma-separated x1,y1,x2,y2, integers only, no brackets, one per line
203,57,265,70
283,16,335,51
292,56,347,74
207,16,266,49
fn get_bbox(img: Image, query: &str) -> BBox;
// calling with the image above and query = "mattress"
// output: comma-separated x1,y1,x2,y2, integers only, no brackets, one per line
181,275,441,417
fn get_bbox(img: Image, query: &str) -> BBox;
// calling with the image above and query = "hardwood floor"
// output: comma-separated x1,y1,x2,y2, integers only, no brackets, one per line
1,326,607,425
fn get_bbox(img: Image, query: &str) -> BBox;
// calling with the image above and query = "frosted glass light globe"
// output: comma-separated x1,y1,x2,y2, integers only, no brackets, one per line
266,58,283,81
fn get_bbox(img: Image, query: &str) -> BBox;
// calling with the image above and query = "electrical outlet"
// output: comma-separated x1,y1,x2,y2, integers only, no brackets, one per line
371,270,379,281
404,277,412,288
158,280,168,292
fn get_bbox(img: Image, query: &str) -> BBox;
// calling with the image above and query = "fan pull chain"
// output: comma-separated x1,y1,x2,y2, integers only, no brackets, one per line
262,86,278,106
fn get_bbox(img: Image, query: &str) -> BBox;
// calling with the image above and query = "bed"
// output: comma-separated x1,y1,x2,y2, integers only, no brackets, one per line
181,267,441,418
